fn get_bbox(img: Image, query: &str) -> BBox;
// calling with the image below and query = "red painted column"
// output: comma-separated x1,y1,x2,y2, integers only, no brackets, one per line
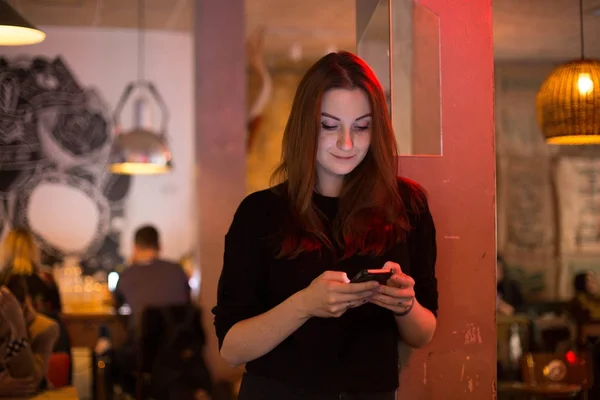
399,0,496,398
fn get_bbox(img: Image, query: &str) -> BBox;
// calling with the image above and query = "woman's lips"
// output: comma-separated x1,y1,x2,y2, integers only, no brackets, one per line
331,154,355,160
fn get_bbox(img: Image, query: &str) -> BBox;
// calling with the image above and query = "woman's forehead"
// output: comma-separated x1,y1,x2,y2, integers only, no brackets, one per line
321,88,370,116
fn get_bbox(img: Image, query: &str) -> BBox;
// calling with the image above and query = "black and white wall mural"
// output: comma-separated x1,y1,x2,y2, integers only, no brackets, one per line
0,56,131,274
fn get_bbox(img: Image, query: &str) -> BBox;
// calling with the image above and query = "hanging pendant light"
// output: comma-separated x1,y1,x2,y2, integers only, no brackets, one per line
536,0,600,145
0,0,46,46
109,82,172,174
109,0,172,175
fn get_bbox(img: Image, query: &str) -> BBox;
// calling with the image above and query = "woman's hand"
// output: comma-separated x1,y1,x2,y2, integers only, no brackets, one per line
0,287,27,336
369,262,416,315
0,370,36,396
298,271,379,318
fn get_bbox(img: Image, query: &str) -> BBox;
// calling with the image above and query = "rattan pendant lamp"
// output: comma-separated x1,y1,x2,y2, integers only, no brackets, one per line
536,0,600,145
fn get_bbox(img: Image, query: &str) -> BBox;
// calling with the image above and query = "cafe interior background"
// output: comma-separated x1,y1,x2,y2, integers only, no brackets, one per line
0,0,600,398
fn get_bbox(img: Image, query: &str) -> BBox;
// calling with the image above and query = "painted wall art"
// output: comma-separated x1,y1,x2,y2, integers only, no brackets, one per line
0,56,131,274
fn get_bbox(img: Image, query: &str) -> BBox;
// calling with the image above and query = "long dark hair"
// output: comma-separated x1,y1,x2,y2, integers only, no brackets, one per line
1,273,28,305
1,227,40,275
272,51,424,259
574,273,589,294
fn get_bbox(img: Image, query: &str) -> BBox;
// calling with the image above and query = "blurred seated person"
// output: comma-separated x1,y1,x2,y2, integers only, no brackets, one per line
0,228,69,364
570,271,600,398
0,274,59,397
0,228,62,316
113,225,191,326
497,255,525,316
111,225,191,395
570,271,600,325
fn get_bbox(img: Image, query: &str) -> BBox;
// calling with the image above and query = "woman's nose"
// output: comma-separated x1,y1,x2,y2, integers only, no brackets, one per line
336,128,353,150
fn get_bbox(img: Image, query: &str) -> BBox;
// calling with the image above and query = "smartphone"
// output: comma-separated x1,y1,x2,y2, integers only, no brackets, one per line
350,269,393,284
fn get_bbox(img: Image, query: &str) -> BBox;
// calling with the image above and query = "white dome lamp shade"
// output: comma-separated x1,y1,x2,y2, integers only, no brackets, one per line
109,81,172,175
0,1,46,46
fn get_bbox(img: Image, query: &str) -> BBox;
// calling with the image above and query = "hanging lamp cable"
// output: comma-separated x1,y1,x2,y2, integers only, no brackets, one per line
580,0,585,59
138,0,145,81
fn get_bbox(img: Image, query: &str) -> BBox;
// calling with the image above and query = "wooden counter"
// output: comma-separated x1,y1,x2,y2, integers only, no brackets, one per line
4,386,79,400
579,322,600,344
61,306,128,349
498,381,581,397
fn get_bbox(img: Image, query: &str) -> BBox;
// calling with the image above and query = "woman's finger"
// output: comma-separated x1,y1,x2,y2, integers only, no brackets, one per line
320,271,350,283
389,273,414,288
369,296,413,313
376,284,414,298
329,291,375,304
368,298,391,311
383,261,402,274
370,293,413,305
335,281,379,293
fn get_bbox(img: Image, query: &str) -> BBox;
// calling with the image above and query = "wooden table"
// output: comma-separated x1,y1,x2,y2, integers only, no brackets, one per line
62,308,128,349
579,322,600,344
498,382,582,399
4,386,79,399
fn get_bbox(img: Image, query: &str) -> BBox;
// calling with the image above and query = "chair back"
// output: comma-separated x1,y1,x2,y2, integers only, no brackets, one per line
137,304,212,400
47,352,71,388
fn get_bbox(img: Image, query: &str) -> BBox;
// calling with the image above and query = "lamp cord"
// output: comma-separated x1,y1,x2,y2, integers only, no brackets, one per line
138,0,145,81
580,0,585,59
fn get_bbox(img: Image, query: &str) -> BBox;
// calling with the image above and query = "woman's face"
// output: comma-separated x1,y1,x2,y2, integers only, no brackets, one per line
315,88,372,192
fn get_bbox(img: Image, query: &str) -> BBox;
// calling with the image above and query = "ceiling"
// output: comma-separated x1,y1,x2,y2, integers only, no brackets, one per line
8,0,600,62
494,0,600,61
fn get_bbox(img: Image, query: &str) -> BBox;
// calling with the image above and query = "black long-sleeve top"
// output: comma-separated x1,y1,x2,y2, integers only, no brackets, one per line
212,179,438,395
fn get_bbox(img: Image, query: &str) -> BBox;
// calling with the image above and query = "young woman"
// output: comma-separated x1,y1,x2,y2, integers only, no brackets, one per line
0,275,59,396
1,228,71,376
213,51,438,399
1,228,62,315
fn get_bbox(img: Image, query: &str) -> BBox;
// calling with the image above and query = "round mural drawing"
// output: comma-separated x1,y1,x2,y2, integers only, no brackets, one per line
0,56,131,273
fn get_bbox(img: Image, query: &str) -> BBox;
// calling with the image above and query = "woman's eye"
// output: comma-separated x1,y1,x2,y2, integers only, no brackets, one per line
321,123,337,130
354,125,370,131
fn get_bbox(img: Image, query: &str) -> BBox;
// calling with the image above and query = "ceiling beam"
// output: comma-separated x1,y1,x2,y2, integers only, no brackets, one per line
92,0,102,26
165,0,188,30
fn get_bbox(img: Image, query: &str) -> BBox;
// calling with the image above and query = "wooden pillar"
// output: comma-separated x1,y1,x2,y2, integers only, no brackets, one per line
194,0,247,382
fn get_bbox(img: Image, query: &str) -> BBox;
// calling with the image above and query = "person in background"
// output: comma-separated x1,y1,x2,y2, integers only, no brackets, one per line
113,225,190,322
111,225,191,396
0,228,70,369
0,274,59,396
497,255,526,316
570,271,600,398
0,228,61,316
570,271,600,324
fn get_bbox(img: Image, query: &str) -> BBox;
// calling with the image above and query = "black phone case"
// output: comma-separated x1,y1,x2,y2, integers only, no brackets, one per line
350,270,393,284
